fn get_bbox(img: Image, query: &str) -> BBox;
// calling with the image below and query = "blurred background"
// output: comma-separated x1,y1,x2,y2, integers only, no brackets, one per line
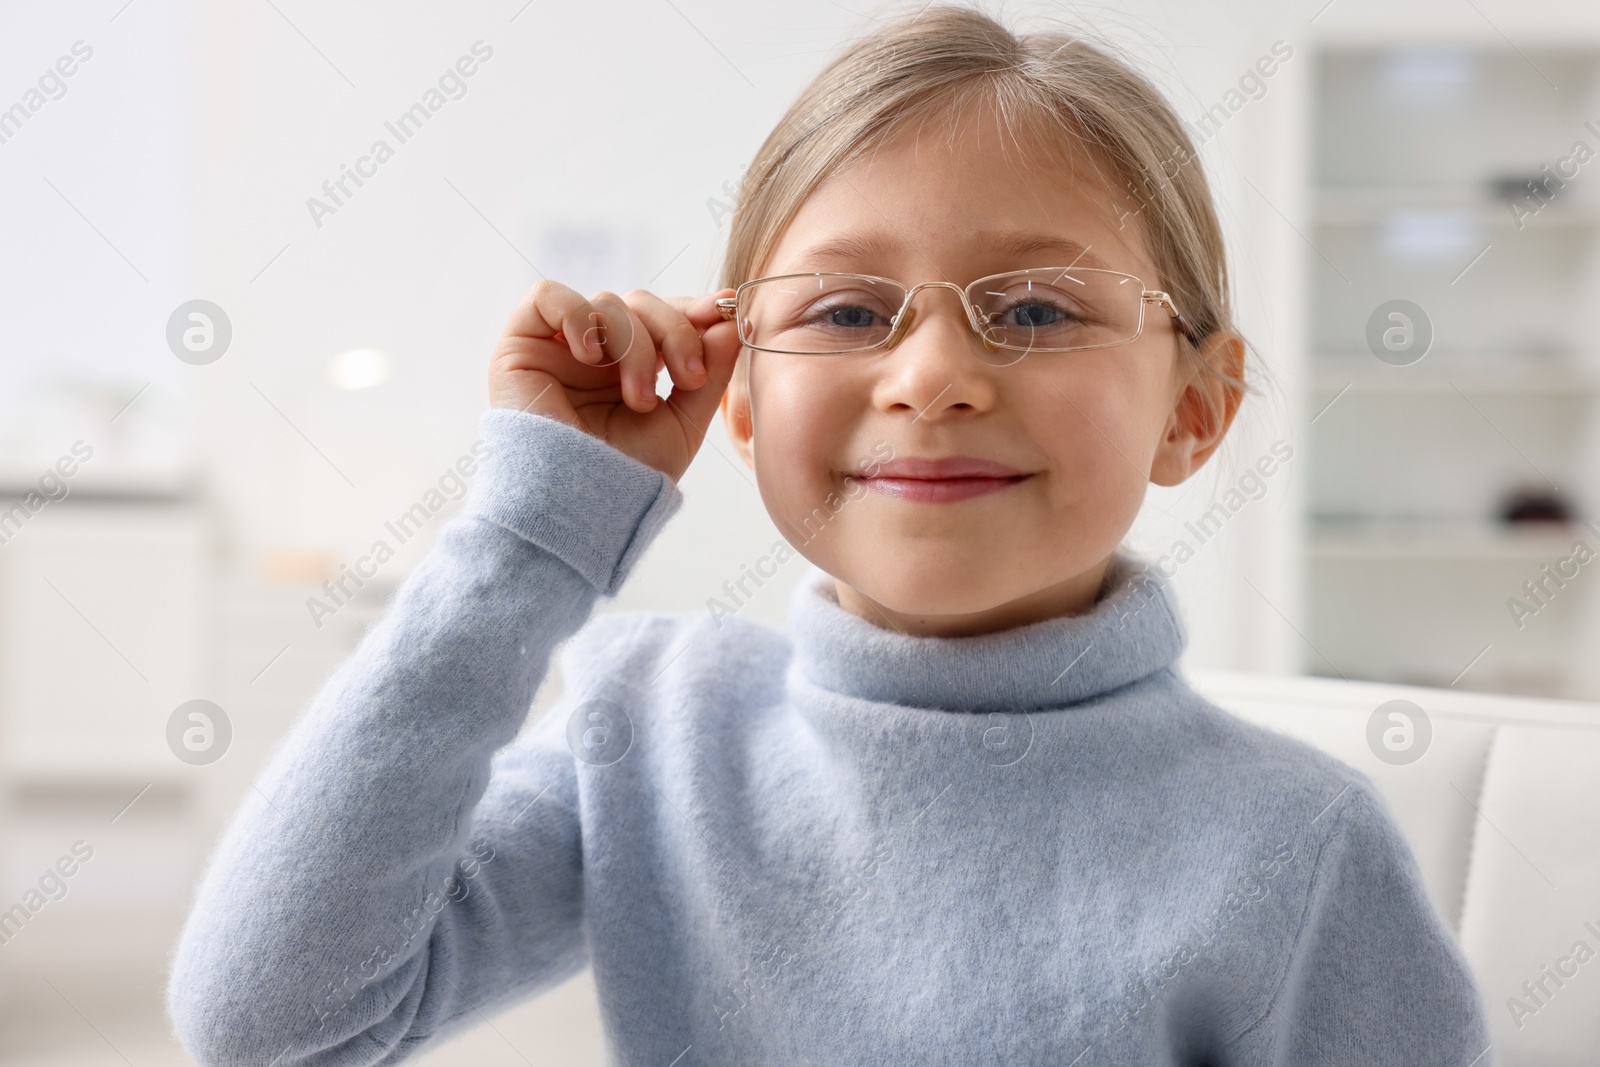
3,0,1600,1061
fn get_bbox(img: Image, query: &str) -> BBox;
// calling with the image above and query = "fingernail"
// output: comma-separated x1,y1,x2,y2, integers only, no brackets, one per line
689,355,705,376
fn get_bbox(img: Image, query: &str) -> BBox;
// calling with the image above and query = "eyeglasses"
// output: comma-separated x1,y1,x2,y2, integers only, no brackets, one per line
715,267,1198,367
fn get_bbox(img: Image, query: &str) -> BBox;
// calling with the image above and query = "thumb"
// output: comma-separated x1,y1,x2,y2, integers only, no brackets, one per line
664,319,741,446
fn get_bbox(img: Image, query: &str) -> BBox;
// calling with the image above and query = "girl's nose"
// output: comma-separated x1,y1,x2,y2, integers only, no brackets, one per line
872,286,1000,419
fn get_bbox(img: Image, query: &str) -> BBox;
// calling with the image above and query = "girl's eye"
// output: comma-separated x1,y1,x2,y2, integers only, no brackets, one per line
1001,301,1073,328
803,301,887,330
827,304,879,328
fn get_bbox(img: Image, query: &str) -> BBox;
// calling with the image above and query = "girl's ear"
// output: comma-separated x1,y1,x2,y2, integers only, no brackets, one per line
720,353,756,471
1150,331,1245,487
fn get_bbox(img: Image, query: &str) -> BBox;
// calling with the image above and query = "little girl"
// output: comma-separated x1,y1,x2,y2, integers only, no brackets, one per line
168,5,1490,1063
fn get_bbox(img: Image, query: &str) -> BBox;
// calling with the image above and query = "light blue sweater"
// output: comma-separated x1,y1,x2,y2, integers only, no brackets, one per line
167,408,1491,1065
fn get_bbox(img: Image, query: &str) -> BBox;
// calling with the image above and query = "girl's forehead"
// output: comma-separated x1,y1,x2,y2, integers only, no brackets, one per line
778,228,1122,276
764,168,1154,282
761,113,1157,280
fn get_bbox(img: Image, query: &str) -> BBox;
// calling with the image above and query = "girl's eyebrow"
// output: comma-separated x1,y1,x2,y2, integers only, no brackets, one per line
785,232,897,272
984,231,1113,270
786,229,1116,273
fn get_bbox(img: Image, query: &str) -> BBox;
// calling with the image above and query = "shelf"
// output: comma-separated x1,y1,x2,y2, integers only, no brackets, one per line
1310,518,1597,561
0,462,201,500
1310,353,1600,396
2,746,198,785
1314,185,1600,229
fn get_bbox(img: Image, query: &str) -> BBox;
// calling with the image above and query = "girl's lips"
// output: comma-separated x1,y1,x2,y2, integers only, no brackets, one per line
853,456,1034,504
861,474,1031,503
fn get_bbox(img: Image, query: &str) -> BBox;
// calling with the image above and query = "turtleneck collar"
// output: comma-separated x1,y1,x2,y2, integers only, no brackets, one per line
786,550,1187,713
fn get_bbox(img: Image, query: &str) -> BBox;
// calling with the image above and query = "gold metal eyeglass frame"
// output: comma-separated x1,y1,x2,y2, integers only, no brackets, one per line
714,268,1201,356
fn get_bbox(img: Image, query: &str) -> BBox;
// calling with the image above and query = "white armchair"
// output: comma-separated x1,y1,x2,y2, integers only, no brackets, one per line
1188,669,1600,1065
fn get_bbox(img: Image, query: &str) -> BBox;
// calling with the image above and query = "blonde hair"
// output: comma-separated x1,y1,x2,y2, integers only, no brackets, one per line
719,2,1251,438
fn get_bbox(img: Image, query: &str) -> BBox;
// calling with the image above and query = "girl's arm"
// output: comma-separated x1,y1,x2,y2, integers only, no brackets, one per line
1226,783,1491,1063
166,408,682,1065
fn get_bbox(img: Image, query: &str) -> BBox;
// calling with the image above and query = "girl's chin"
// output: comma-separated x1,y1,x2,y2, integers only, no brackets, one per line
830,566,1028,625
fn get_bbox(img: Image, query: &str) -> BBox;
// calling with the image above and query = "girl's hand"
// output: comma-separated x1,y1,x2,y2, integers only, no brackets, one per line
488,281,741,481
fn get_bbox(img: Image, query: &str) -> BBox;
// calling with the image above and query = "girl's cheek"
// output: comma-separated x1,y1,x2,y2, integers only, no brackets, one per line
753,435,839,549
754,373,858,480
1048,378,1154,461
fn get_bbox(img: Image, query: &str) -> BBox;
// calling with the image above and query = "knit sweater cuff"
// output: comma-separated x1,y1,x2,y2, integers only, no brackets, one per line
465,408,683,595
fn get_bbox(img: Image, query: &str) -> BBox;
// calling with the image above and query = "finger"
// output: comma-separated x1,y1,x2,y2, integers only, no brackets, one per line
663,318,742,443
504,279,608,367
626,289,707,390
589,292,655,411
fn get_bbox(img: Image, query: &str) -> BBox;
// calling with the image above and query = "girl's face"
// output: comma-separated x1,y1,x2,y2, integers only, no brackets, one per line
724,108,1241,637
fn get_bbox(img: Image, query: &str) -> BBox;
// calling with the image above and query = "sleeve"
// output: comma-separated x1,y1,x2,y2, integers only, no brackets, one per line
1227,784,1493,1065
165,409,683,1067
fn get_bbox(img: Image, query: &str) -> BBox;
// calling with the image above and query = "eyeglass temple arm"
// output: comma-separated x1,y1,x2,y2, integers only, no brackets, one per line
716,297,738,320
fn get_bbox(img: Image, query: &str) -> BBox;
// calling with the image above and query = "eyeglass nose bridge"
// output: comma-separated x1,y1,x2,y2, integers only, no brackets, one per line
880,279,996,351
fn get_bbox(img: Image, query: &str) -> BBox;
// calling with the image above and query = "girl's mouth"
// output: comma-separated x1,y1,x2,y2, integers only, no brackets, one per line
855,456,1033,504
